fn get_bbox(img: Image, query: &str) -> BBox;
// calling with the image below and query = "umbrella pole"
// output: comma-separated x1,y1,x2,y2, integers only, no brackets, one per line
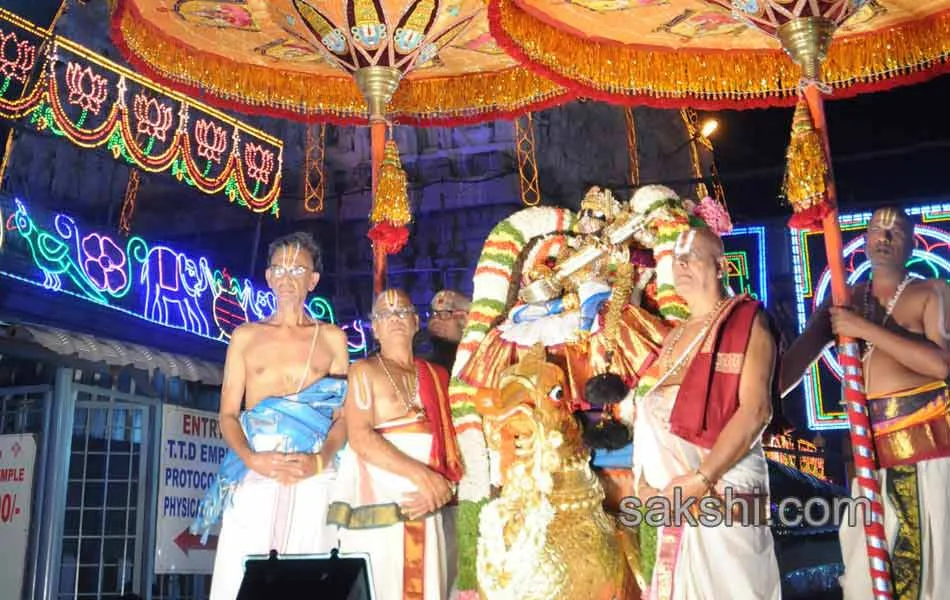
778,16,893,594
371,119,387,296
356,66,402,298
803,81,894,600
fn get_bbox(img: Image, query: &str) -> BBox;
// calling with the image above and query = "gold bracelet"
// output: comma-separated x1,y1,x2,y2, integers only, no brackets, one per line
695,469,713,489
314,454,323,473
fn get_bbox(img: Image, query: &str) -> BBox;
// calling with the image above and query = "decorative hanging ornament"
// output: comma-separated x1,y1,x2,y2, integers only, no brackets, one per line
782,98,830,232
368,139,412,255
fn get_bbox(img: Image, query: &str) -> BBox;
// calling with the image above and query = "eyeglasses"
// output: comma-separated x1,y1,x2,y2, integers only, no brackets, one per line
371,308,417,320
428,310,456,319
268,265,310,279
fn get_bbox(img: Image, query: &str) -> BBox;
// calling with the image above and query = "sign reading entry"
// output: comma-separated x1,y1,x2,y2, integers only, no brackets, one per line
155,405,228,573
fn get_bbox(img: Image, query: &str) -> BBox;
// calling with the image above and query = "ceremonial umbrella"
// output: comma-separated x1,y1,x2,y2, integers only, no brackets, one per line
491,2,950,597
489,0,950,109
110,0,570,293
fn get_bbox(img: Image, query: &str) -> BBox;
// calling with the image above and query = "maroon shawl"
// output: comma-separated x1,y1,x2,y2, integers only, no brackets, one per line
669,295,763,449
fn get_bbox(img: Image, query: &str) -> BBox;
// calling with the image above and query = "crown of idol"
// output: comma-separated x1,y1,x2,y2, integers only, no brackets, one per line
580,186,620,217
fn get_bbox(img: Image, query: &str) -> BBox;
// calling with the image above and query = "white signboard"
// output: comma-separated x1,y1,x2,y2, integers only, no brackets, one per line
0,434,37,599
155,405,229,574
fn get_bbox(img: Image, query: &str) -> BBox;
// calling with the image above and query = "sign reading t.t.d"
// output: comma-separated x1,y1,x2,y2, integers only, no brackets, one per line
155,405,228,574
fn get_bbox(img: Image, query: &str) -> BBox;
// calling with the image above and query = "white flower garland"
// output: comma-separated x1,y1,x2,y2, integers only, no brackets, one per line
453,206,576,501
476,496,556,600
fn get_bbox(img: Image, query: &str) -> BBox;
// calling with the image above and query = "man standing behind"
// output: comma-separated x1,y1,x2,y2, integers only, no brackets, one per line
329,289,463,600
781,205,950,599
193,232,350,600
422,289,470,372
632,227,780,599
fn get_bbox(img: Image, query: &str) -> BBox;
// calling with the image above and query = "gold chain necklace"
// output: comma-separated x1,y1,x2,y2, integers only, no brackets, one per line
376,355,423,415
661,296,730,379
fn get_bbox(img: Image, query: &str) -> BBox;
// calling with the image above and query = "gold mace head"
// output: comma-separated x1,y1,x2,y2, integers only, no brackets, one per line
777,17,836,81
355,66,402,123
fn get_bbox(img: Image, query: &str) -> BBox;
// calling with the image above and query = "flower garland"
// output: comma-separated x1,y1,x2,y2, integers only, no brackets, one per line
449,206,575,591
451,206,575,438
630,185,693,322
368,140,412,254
476,495,556,600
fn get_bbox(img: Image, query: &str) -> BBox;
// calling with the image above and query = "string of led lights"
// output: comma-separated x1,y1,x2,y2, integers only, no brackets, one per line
1,197,366,354
0,7,282,216
791,201,950,430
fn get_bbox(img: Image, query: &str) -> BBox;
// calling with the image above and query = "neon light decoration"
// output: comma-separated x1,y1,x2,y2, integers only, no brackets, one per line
0,8,282,216
1,197,367,354
722,225,769,306
790,202,950,430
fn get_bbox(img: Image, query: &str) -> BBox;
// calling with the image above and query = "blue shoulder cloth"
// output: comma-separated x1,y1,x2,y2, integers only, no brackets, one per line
189,376,347,544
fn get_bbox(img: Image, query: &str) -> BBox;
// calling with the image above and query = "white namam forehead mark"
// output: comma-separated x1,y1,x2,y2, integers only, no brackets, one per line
873,208,898,229
870,208,912,232
275,242,303,267
380,289,405,309
373,289,413,315
674,230,696,257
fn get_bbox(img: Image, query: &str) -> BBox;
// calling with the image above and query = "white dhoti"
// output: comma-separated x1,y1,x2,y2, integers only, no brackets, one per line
208,431,339,600
328,415,449,600
633,384,781,600
838,459,950,599
838,381,950,599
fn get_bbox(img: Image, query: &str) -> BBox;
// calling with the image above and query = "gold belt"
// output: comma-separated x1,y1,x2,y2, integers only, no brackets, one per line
869,382,950,469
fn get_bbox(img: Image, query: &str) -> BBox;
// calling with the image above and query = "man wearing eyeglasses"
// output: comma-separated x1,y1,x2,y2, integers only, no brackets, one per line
195,232,350,600
420,289,471,373
329,288,463,600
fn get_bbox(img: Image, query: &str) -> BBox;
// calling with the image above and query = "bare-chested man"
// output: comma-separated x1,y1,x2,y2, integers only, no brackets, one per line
781,205,950,600
328,289,463,600
192,232,350,600
632,227,780,599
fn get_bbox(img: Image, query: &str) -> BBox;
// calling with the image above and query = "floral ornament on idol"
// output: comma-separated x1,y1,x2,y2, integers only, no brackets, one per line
685,197,733,235
81,233,128,294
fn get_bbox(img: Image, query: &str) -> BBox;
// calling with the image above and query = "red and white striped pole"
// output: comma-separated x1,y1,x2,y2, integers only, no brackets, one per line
779,17,894,597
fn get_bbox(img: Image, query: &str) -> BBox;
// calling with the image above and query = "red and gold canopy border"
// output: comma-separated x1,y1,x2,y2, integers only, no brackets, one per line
109,0,573,126
488,0,950,110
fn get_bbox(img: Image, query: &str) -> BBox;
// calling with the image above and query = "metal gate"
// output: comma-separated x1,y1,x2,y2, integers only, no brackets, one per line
59,383,151,600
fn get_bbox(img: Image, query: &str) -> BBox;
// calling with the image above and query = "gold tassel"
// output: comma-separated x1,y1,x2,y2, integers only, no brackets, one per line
370,140,411,227
783,98,830,231
368,139,412,255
